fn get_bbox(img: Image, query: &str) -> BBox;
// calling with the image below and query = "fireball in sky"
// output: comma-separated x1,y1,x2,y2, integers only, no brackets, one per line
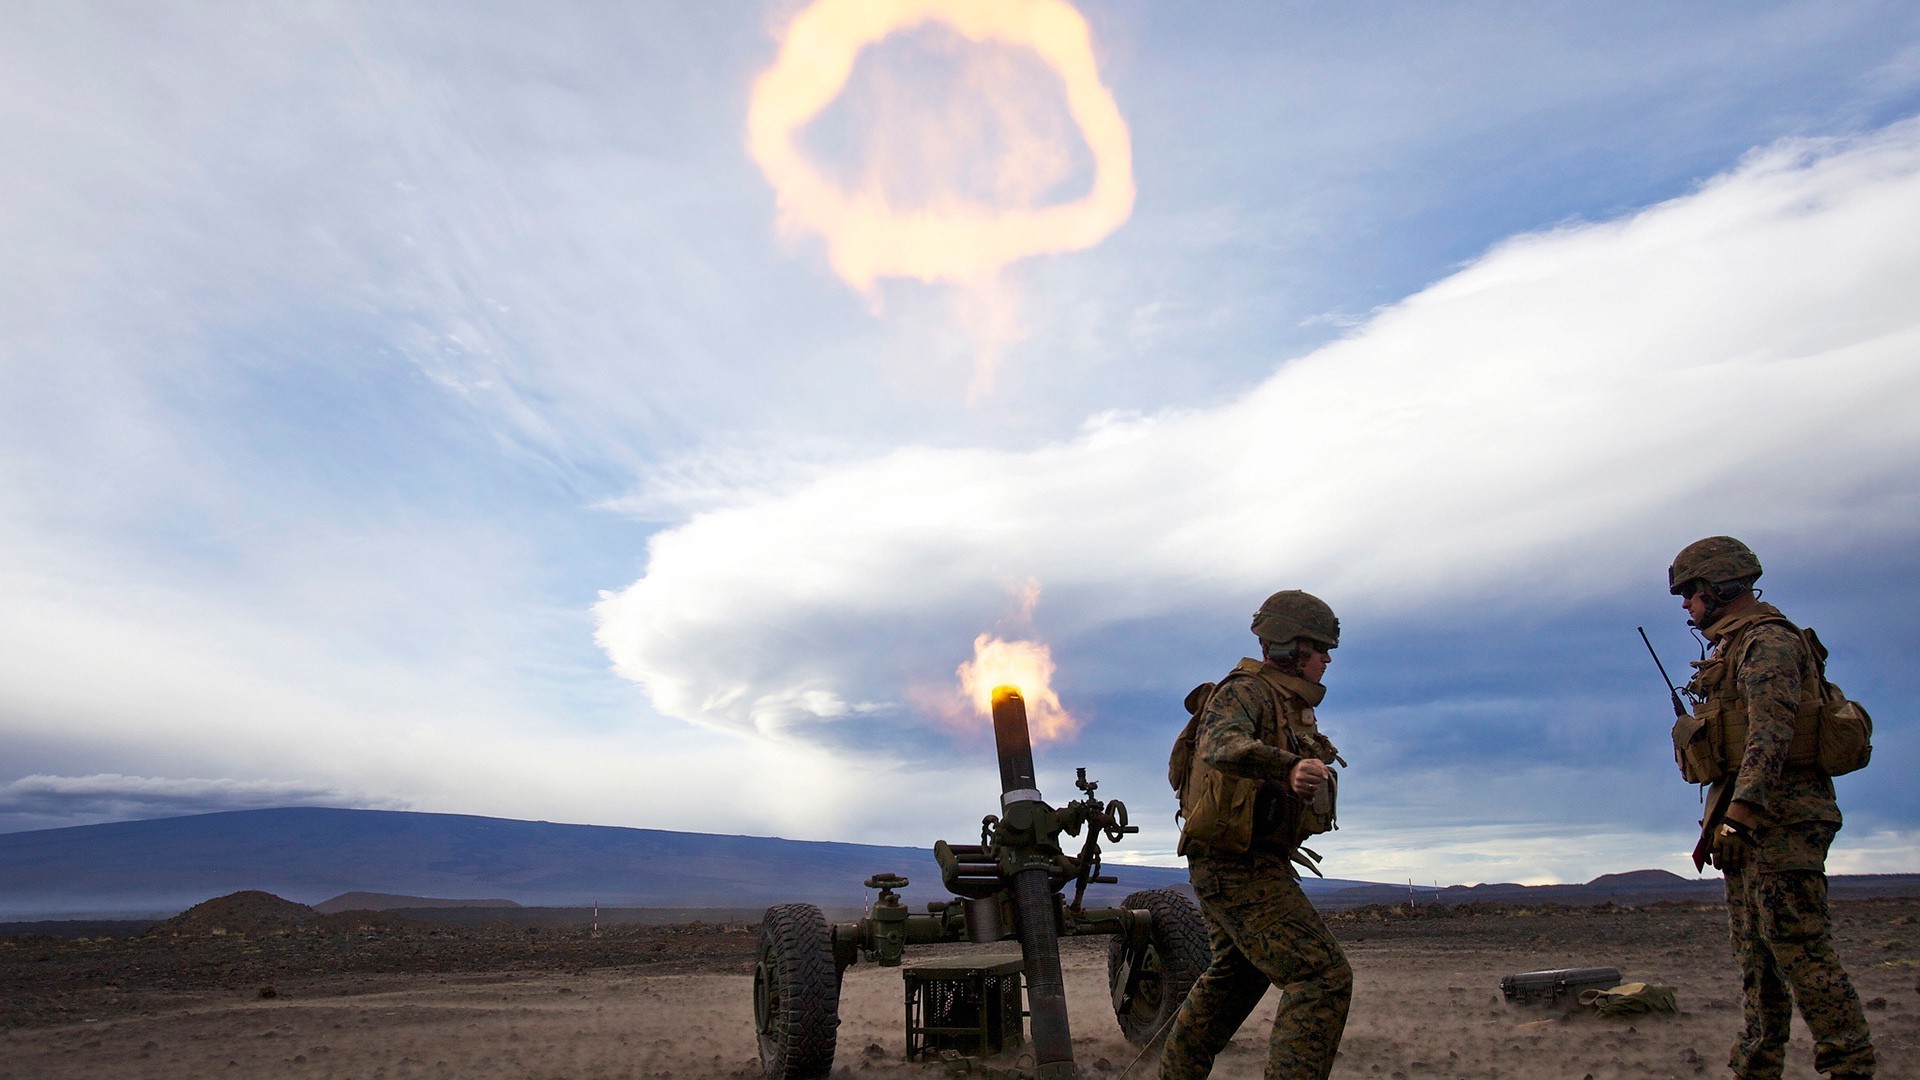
746,0,1135,394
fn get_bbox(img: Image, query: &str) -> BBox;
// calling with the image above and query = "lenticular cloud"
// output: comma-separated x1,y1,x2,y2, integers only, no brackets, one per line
597,119,1920,744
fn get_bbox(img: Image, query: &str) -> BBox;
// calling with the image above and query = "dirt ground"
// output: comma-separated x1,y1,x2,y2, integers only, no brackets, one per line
2,897,1915,1079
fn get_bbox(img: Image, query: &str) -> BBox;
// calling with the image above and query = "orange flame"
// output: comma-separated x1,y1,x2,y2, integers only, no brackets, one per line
956,632,1076,741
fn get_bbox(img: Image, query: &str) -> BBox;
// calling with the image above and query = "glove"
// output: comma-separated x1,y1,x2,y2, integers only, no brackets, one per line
1710,820,1752,871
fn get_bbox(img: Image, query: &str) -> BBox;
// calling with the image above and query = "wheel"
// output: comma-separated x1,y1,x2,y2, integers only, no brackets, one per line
754,903,840,1079
1107,888,1209,1045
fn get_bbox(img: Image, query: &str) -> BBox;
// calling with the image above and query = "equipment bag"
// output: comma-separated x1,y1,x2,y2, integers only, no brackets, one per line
1500,967,1622,1009
1579,982,1678,1018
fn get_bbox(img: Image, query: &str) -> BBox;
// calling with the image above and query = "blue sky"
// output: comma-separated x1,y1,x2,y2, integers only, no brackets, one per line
3,1,1917,888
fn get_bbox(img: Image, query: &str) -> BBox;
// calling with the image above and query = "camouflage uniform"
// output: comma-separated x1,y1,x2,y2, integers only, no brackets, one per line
1692,605,1875,1079
1161,674,1351,1080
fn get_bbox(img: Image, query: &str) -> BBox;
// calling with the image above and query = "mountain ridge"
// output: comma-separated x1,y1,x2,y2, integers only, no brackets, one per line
5,807,1914,920
0,806,1194,918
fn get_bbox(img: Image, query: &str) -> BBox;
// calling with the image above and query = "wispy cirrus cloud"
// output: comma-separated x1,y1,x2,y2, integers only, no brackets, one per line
0,774,397,833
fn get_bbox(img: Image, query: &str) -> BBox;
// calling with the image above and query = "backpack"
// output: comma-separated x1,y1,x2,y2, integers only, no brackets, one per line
1801,626,1874,777
1167,680,1216,808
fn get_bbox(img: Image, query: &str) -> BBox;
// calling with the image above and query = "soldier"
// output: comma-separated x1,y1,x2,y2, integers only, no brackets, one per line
1161,590,1350,1080
1668,536,1876,1080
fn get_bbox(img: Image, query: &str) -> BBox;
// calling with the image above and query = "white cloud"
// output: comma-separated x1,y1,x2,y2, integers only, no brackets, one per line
598,120,1920,741
0,516,1003,842
1825,828,1920,875
0,774,385,832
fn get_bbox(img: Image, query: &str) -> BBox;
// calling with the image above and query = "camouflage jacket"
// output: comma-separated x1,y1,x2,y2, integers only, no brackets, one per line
1197,674,1315,786
1185,661,1340,856
1692,603,1840,828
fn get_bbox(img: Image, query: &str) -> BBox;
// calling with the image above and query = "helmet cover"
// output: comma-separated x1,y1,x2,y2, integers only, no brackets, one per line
1251,589,1339,649
1668,536,1763,595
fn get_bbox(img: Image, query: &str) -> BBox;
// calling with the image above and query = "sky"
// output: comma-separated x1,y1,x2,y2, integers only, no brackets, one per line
3,0,1918,890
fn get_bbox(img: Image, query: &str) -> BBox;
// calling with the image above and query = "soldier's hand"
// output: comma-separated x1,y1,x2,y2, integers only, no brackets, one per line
1288,758,1330,797
1710,821,1752,871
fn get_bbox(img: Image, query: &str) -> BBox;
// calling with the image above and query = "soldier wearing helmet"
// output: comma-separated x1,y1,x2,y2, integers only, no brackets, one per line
1160,589,1350,1080
1667,537,1875,1079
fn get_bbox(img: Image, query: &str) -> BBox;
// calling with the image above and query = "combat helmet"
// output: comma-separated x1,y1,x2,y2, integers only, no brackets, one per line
1251,589,1339,650
1668,536,1763,595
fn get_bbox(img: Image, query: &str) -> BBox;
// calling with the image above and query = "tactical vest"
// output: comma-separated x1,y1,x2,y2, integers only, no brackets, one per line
1672,603,1823,785
1175,659,1341,859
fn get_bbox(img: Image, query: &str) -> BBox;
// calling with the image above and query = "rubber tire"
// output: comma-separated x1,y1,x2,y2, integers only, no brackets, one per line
1107,888,1209,1045
754,903,840,1079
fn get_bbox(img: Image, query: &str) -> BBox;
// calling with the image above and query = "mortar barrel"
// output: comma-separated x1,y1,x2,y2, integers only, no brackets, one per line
990,686,1038,797
1013,865,1074,1073
991,686,1073,1073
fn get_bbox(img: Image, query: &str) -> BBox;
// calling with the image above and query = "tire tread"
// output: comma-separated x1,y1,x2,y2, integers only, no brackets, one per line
1108,887,1209,1044
758,903,840,1079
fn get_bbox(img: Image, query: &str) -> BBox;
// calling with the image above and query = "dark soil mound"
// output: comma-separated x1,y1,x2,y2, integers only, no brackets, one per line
149,890,315,936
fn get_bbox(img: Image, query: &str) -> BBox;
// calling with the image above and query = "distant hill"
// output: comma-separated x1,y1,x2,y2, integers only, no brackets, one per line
153,889,315,935
312,892,521,914
0,807,1197,918
5,807,1914,920
1429,870,1710,907
1327,869,1920,909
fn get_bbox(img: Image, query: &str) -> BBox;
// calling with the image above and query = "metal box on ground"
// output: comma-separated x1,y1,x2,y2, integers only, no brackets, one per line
904,954,1026,1060
1501,966,1623,1008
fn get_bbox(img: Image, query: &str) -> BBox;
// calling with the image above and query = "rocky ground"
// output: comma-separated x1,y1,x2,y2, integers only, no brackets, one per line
1,893,1915,1078
0,892,762,1031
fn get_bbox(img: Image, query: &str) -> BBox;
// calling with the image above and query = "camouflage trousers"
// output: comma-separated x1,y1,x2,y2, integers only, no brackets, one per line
1159,850,1351,1080
1724,822,1875,1079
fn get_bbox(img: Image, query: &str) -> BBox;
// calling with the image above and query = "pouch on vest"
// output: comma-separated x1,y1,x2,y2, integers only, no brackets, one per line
1671,711,1719,786
1283,726,1341,839
1180,765,1259,854
1256,775,1338,839
1673,648,1735,783
1251,767,1339,877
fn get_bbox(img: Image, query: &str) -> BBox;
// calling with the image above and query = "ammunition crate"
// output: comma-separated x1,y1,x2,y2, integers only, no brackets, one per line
903,954,1025,1060
1501,966,1624,1008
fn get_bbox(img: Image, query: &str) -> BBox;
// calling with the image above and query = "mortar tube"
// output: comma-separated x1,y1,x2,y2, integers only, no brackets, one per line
990,686,1074,1076
991,685,1039,796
